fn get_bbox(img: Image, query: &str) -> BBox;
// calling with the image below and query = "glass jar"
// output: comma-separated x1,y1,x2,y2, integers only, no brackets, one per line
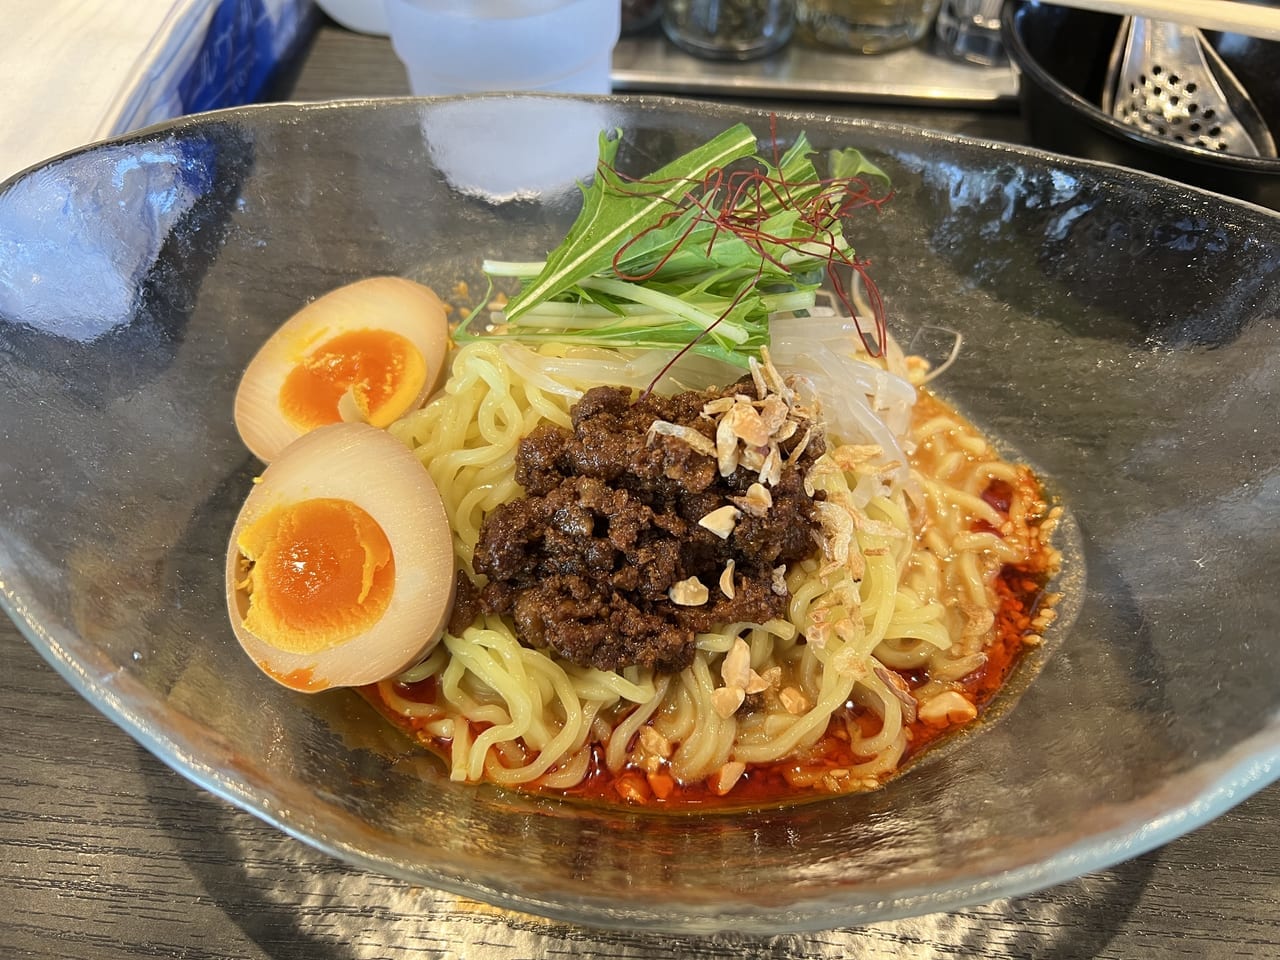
934,0,1006,65
622,0,664,34
662,0,796,60
795,0,941,54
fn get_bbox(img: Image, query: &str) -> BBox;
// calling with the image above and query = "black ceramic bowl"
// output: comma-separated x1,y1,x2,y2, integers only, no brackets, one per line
1003,1,1280,209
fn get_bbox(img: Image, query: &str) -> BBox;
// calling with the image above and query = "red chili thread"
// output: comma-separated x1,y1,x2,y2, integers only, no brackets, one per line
594,126,892,370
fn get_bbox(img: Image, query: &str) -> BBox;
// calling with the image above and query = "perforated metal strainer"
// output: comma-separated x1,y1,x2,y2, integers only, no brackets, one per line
1102,16,1277,158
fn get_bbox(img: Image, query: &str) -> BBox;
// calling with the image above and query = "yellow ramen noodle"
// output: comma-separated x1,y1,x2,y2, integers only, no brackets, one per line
377,334,1060,804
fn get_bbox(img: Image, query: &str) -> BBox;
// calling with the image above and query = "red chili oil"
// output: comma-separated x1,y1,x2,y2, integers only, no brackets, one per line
360,467,1059,810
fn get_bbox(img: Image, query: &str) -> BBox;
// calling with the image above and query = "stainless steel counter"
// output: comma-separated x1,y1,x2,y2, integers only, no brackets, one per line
612,31,1017,105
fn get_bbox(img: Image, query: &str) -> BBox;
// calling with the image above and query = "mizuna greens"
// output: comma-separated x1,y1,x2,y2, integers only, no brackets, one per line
462,123,892,367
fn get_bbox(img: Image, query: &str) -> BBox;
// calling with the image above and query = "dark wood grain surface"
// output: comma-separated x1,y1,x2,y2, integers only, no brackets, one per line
2,18,1277,960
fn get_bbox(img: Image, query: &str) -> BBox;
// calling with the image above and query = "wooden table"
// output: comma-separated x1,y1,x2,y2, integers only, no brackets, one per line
2,18,1277,960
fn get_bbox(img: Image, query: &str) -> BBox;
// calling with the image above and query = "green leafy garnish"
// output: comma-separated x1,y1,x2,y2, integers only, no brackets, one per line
459,123,892,367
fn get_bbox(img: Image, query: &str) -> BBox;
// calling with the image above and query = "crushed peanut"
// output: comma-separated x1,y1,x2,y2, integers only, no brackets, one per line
668,576,709,606
721,637,753,690
744,670,772,696
638,725,672,759
917,690,978,726
646,771,675,800
713,637,773,716
832,640,869,675
698,504,742,540
821,769,851,793
779,686,810,715
771,564,788,596
732,482,773,517
719,559,736,599
711,685,746,719
758,665,783,689
714,761,747,796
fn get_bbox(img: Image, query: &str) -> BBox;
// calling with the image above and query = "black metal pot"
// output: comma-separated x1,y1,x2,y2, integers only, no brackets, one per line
1001,1,1280,210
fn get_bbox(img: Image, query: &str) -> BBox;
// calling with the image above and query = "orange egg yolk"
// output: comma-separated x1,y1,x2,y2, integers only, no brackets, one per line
279,329,426,431
235,497,395,655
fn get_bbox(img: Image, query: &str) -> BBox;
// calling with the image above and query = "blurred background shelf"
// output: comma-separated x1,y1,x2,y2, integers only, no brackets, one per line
612,30,1018,106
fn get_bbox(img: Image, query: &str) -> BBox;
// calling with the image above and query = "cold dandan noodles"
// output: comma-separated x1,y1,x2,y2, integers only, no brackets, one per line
371,300,1061,805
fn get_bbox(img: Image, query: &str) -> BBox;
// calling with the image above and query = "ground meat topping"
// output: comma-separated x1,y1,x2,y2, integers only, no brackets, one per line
447,569,483,638
472,357,826,673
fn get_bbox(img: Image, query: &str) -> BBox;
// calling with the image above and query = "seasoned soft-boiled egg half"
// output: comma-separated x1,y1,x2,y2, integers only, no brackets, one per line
235,276,450,462
225,421,455,692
